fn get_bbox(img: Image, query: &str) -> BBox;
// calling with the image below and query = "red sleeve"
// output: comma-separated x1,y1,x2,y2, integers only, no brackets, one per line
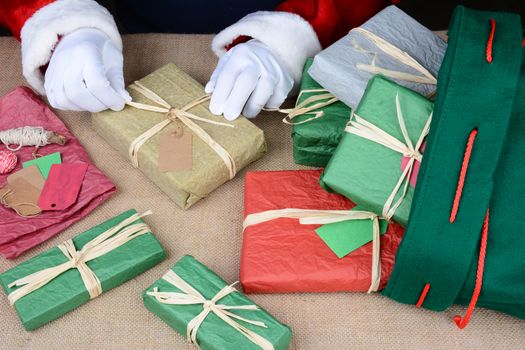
0,0,55,40
276,0,398,47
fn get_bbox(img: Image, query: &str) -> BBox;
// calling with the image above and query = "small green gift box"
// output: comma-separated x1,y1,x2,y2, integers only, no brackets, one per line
143,255,292,350
320,75,433,226
0,209,166,331
291,59,352,167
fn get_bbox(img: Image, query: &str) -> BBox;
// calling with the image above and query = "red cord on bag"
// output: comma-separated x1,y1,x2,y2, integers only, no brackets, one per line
418,21,495,327
486,19,496,63
454,210,489,329
450,129,478,223
522,36,525,47
415,283,431,308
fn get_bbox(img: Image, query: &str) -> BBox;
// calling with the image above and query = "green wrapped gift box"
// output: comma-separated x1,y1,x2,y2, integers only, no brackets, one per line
93,63,267,209
291,59,352,167
143,255,292,350
0,210,166,331
320,75,433,226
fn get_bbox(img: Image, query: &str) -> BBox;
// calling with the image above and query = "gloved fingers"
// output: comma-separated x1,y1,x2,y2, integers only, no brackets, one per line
107,71,131,104
209,51,246,116
82,58,127,111
205,52,230,94
63,68,107,112
103,41,131,103
264,82,292,110
242,76,276,118
49,86,84,111
265,65,294,109
45,59,83,111
223,64,261,121
106,65,131,105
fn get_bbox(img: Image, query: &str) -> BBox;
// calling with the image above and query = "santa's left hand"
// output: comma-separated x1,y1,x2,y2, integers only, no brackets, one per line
205,39,293,121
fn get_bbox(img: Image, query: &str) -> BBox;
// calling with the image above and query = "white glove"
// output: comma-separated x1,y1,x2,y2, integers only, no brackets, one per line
44,28,130,112
205,40,294,121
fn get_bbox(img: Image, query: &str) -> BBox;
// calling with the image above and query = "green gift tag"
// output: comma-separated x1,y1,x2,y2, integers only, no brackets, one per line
23,152,62,179
315,207,388,258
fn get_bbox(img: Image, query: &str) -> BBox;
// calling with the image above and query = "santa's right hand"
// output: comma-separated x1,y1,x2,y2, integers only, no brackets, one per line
44,28,131,113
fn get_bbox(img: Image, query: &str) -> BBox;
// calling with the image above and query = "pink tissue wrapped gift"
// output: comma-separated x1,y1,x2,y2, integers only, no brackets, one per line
0,87,116,259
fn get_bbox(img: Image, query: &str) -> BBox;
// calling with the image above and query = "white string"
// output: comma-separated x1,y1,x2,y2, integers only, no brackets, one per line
0,127,51,151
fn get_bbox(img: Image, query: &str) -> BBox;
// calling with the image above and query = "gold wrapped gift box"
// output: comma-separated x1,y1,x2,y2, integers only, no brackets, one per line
93,63,267,209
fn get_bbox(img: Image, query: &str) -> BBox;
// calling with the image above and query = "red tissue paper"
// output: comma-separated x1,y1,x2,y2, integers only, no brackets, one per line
0,87,116,259
241,169,405,294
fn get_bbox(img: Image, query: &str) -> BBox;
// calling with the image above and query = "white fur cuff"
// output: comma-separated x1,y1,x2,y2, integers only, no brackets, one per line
20,0,122,94
212,11,322,88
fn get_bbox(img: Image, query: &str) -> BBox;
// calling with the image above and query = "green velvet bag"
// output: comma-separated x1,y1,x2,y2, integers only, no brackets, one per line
383,6,525,326
0,210,166,331
320,75,433,226
143,255,292,350
291,59,352,167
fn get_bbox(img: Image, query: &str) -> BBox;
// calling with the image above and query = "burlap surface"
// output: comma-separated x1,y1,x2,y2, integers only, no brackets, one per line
0,34,523,350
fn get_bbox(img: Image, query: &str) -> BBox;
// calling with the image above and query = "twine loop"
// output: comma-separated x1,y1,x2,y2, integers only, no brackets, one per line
0,126,51,152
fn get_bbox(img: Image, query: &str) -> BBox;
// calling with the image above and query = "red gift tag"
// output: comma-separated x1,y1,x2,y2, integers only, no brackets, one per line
38,163,88,211
401,141,426,188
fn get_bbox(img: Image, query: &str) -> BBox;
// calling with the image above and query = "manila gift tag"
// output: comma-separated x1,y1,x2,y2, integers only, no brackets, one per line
38,163,88,211
8,165,45,190
159,129,193,172
1,165,45,216
315,207,389,258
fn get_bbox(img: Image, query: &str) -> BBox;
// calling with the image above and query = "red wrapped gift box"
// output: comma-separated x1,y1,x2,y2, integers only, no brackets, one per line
241,169,405,293
0,87,116,258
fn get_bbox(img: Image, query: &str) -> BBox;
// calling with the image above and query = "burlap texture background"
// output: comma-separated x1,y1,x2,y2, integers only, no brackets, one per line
0,34,523,349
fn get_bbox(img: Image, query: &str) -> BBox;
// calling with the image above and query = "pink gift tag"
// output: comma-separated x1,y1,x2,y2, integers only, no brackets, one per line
38,163,88,211
401,142,426,188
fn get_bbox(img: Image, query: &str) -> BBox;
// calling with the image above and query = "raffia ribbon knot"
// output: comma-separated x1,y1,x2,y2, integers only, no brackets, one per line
345,93,432,220
7,211,153,305
406,149,422,162
242,208,384,293
147,270,274,350
126,82,237,179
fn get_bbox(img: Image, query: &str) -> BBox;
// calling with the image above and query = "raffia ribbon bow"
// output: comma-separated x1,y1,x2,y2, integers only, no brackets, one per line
7,211,153,305
351,27,437,86
126,82,237,179
147,270,275,350
266,89,340,125
243,208,383,293
345,93,432,220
